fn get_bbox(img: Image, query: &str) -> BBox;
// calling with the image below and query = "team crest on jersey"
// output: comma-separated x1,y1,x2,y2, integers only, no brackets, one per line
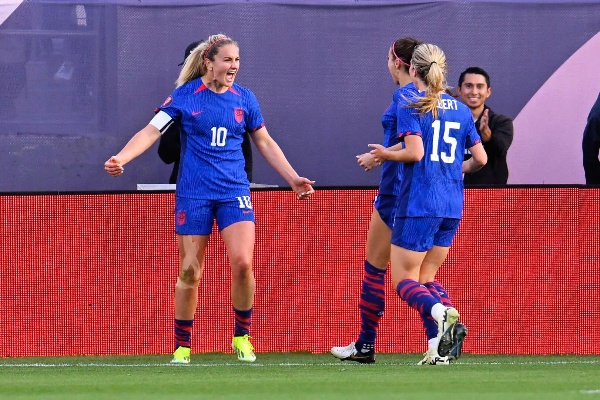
234,108,244,123
162,96,173,107
177,210,186,225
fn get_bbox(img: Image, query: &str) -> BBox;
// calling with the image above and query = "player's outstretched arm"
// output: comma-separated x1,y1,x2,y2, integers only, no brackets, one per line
251,127,315,200
104,124,161,177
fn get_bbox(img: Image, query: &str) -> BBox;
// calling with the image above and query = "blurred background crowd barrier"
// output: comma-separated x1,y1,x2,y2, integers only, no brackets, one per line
0,0,599,192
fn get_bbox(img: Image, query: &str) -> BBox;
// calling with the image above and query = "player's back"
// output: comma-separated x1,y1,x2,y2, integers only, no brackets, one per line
380,82,418,196
397,93,480,218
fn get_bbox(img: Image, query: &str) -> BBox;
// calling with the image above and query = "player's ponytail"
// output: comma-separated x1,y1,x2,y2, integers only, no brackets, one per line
409,43,448,119
175,34,236,88
176,41,205,88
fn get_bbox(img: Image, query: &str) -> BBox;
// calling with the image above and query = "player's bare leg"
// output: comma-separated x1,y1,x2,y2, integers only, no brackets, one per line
390,244,425,284
365,208,392,269
331,208,390,363
221,221,256,362
391,245,459,363
417,246,451,363
221,221,255,311
171,234,209,364
420,246,466,362
419,246,449,284
176,234,208,319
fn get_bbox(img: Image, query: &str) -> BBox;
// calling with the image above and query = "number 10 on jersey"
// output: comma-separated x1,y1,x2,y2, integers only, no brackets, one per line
211,127,228,147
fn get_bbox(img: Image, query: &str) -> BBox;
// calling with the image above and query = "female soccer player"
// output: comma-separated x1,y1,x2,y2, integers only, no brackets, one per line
104,34,315,364
330,37,423,364
368,43,487,365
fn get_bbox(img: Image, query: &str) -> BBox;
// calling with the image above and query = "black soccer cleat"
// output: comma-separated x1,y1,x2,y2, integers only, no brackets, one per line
438,322,468,360
330,342,376,364
448,322,467,360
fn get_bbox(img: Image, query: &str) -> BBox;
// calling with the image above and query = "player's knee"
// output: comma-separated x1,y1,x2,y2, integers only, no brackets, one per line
231,258,253,280
230,253,252,270
178,262,201,287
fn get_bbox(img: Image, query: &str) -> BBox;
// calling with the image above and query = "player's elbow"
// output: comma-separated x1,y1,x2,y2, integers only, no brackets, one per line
469,153,487,173
406,147,424,162
469,143,487,169
476,152,488,168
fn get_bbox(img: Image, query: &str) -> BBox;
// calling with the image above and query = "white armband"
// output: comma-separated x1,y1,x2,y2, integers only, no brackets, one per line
150,111,174,134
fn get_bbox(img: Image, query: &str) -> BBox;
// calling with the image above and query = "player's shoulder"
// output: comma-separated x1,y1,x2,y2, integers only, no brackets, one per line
168,78,203,101
443,95,471,118
230,83,256,98
229,83,261,108
397,93,418,110
394,82,418,102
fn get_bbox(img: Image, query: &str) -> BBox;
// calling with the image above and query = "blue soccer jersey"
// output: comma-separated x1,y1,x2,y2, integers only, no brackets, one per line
379,82,418,196
395,92,481,218
159,79,264,200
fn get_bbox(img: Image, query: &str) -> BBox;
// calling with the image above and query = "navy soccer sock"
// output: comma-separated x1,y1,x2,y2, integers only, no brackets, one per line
174,319,193,350
396,279,438,317
356,261,386,350
431,280,453,307
421,282,443,340
234,307,252,337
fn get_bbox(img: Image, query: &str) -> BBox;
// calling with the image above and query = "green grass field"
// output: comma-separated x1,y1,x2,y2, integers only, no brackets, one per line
1,353,599,399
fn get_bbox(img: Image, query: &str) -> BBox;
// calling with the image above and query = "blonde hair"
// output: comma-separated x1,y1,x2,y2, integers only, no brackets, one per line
408,43,448,119
175,34,237,88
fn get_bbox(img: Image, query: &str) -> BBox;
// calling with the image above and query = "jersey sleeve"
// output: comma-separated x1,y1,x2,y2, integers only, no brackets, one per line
464,116,481,149
396,100,421,139
157,91,183,122
244,89,265,132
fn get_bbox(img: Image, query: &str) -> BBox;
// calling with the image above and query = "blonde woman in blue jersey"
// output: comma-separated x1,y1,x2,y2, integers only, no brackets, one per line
104,34,315,364
330,37,423,364
369,43,487,365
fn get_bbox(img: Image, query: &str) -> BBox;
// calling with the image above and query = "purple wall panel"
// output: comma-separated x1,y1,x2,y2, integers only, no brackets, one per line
0,1,599,191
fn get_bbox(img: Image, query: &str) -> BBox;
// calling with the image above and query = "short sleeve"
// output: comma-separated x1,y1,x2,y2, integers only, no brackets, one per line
464,117,481,149
396,100,421,139
244,89,265,132
157,93,182,122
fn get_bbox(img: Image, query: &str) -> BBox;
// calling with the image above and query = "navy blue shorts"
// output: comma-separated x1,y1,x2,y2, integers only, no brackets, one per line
175,196,256,235
374,194,397,229
391,217,460,252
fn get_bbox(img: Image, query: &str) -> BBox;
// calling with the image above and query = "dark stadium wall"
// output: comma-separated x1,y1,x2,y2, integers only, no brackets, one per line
1,188,598,357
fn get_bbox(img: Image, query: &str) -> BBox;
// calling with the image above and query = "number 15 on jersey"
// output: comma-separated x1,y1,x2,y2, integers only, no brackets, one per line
430,120,459,164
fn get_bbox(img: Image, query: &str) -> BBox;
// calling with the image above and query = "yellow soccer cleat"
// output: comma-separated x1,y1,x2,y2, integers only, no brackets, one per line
232,334,256,363
170,346,191,364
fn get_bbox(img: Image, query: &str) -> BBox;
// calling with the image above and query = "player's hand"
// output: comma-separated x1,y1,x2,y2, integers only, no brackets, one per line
293,177,315,200
104,156,124,177
367,144,387,164
356,152,380,171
